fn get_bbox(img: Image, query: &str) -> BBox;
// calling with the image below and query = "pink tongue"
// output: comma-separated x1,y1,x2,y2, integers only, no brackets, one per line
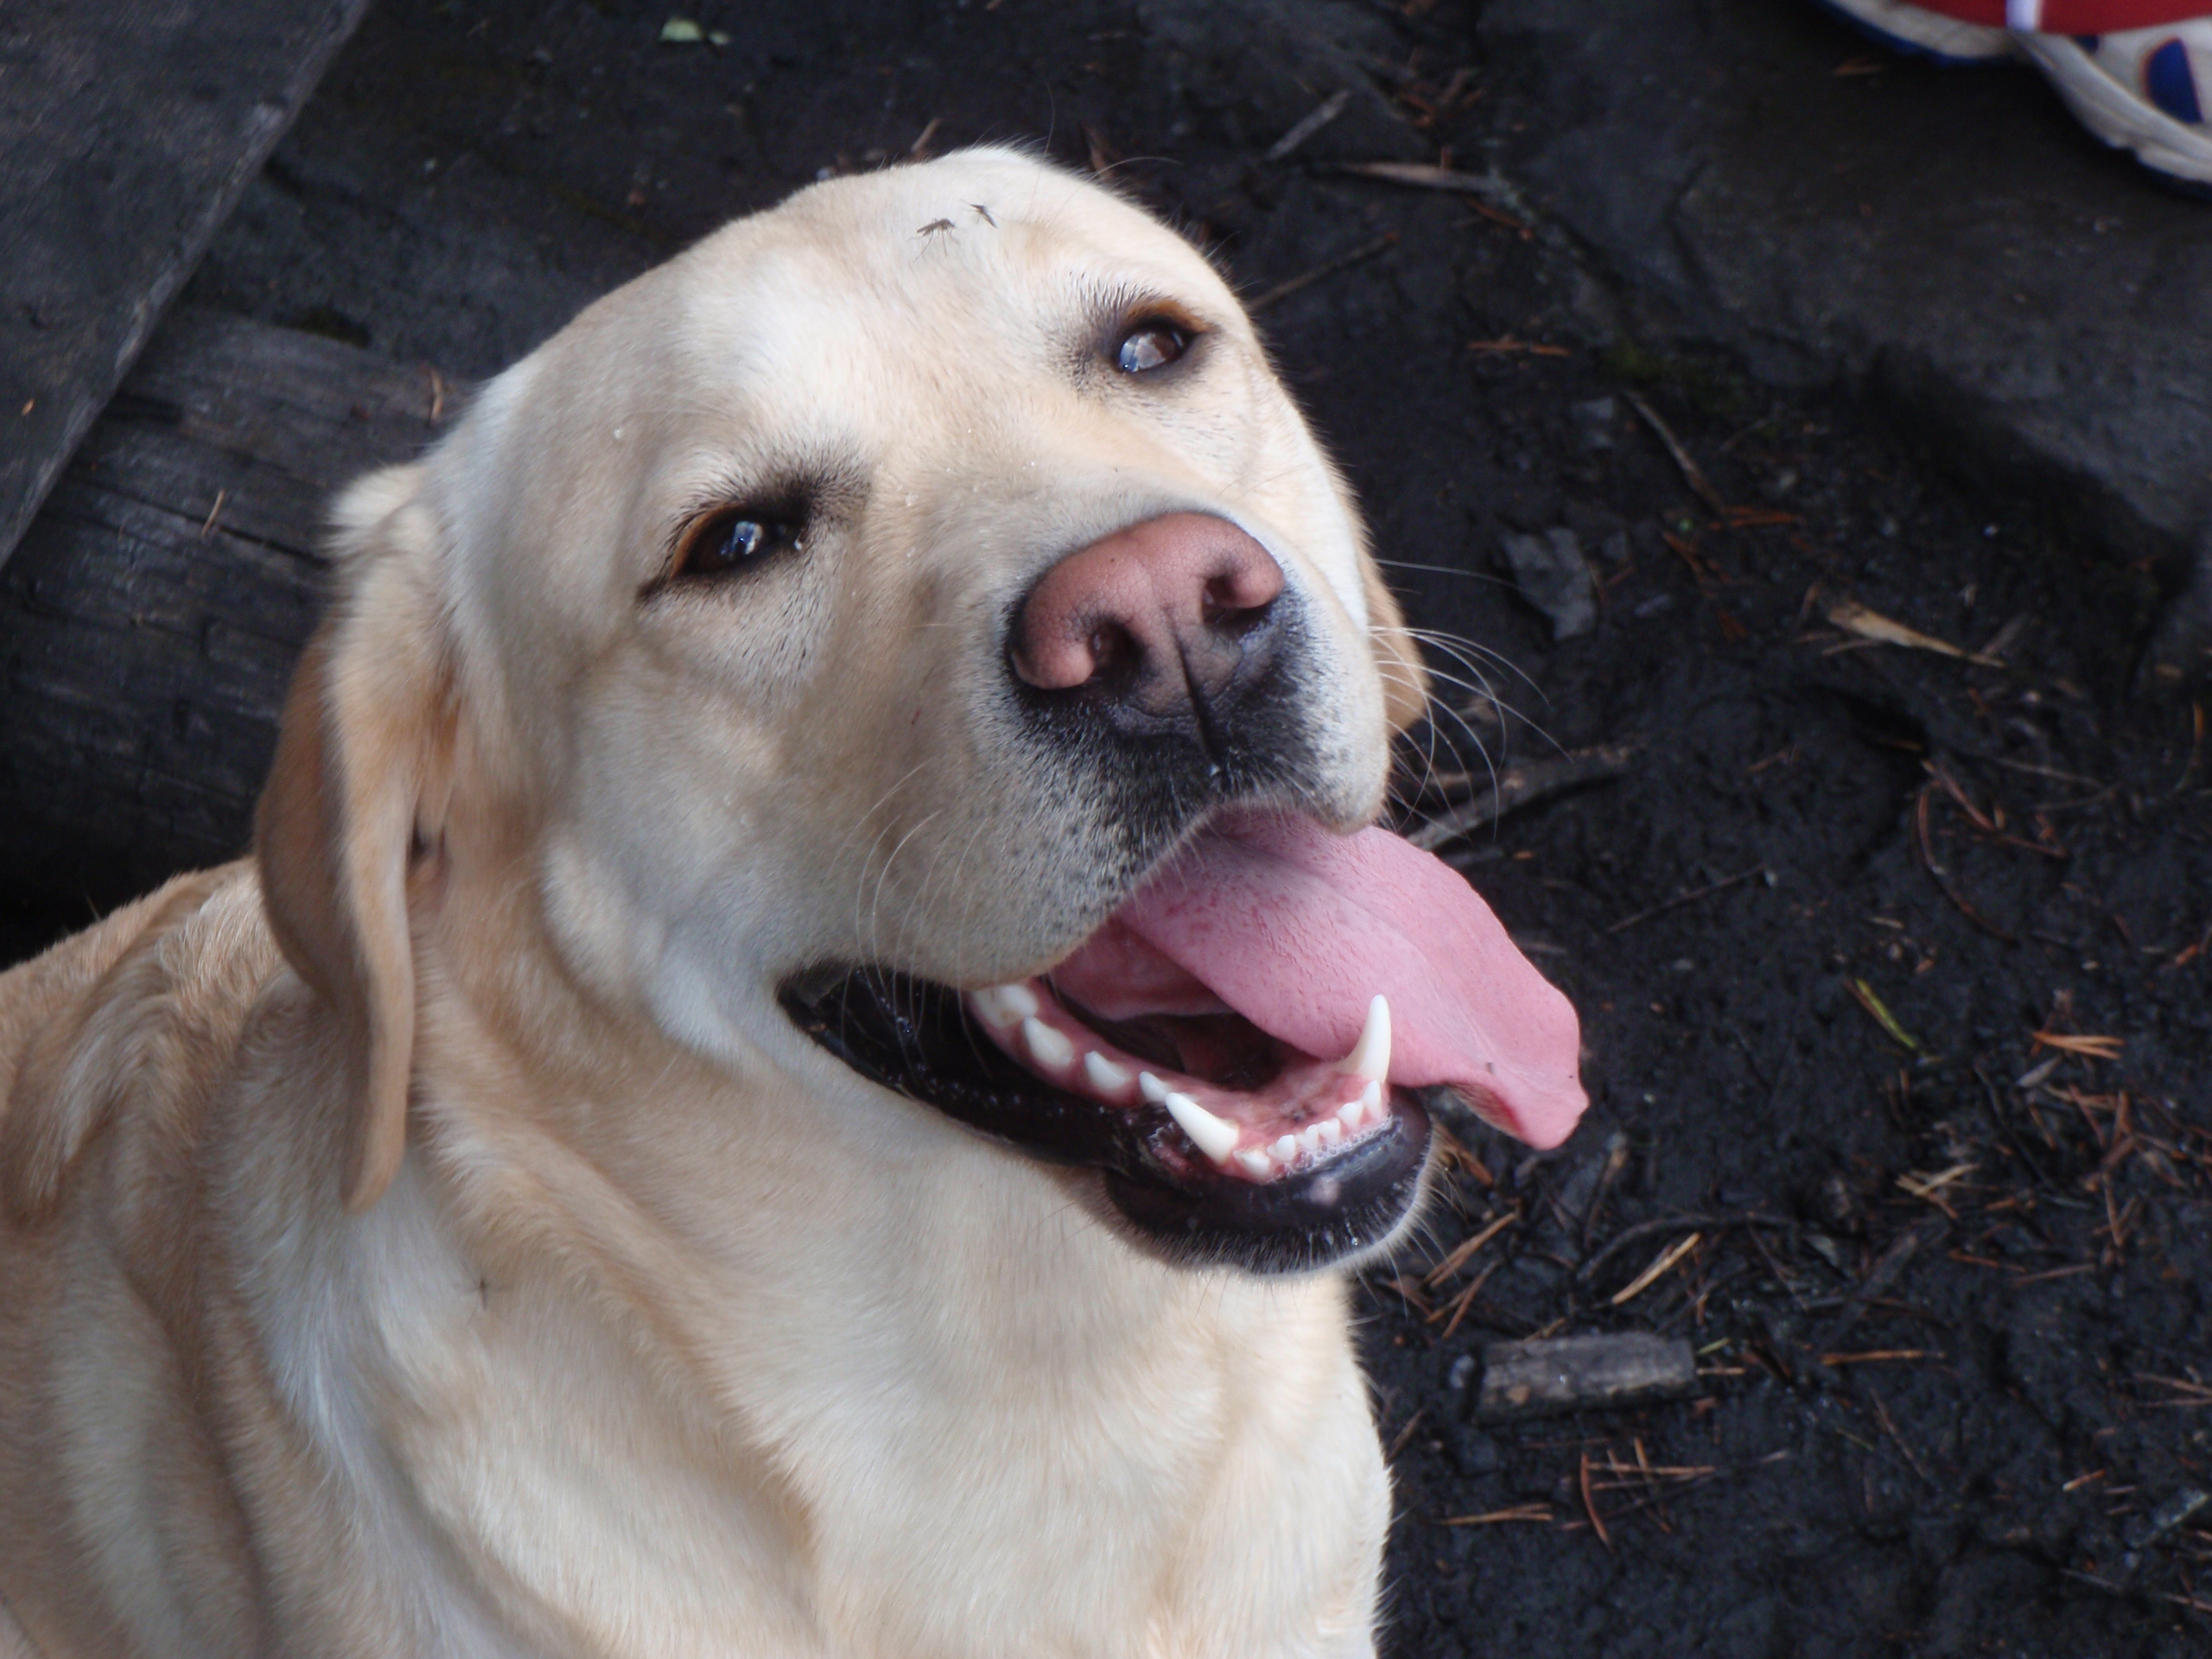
1055,812,1586,1148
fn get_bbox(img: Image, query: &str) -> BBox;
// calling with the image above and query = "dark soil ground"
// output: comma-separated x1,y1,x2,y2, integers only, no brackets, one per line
16,1,2212,1652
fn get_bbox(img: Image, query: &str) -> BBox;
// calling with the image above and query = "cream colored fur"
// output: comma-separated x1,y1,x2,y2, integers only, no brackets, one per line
0,150,1430,1658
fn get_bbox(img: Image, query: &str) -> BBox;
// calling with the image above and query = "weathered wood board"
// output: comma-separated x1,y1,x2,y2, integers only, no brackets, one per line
0,0,374,569
0,307,453,920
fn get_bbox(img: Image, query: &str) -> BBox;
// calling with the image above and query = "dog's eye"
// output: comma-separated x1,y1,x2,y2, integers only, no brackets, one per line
676,508,801,579
1116,322,1186,374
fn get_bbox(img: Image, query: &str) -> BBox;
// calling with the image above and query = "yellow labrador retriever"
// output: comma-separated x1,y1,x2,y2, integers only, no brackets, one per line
0,149,1586,1657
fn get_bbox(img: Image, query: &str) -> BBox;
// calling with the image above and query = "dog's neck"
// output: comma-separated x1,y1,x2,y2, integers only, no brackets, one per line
242,877,1389,1657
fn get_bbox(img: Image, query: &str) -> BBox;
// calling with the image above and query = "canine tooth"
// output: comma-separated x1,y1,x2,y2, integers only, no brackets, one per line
973,982,1039,1029
1163,1091,1241,1164
1083,1052,1132,1093
1315,1117,1344,1148
1138,1071,1169,1104
1343,993,1391,1082
1021,1017,1075,1070
1235,1148,1274,1179
1269,1135,1298,1166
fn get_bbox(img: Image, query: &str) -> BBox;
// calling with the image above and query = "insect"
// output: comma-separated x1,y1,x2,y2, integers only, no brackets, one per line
969,202,995,226
918,218,956,238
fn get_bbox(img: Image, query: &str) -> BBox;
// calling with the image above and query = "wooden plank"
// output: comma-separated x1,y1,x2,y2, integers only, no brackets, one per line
1475,1332,1699,1421
0,0,374,570
0,307,453,921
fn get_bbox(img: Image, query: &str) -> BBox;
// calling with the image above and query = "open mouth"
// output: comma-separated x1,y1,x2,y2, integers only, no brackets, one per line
779,810,1588,1274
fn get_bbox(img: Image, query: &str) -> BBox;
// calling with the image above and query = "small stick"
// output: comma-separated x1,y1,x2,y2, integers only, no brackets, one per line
1867,1389,1935,1488
1916,786,2017,942
908,117,943,160
1610,1231,1701,1307
1265,89,1350,162
1424,1207,1522,1287
1437,1260,1501,1342
1605,861,1767,934
1624,391,1730,519
1247,233,1397,313
197,488,227,541
1439,1503,1554,1527
1819,1350,1930,1366
1580,1452,1611,1548
1576,1212,1796,1285
1384,1408,1427,1459
1411,743,1638,852
1465,334,1569,357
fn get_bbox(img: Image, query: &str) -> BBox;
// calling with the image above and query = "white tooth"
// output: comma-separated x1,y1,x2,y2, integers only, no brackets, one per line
1269,1135,1298,1166
1235,1148,1274,1179
1315,1117,1344,1147
973,982,1039,1029
1163,1091,1241,1164
1338,1098,1367,1132
1361,1078,1383,1116
1083,1052,1132,1094
1344,993,1391,1082
1138,1071,1169,1104
1022,1017,1075,1070
1299,1123,1328,1156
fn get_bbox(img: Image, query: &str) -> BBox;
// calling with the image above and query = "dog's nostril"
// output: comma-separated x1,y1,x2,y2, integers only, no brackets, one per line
1011,512,1284,709
1202,574,1273,630
1087,622,1137,684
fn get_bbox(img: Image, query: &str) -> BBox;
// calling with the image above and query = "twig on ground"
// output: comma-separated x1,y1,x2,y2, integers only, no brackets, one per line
1465,334,1569,357
1849,978,1923,1052
1624,391,1732,519
1436,1261,1502,1342
1916,785,2018,942
1605,861,1768,934
1576,1212,1798,1285
1247,232,1396,312
1580,1451,1611,1548
1867,1388,1936,1488
1264,89,1350,162
1423,1207,1522,1287
1824,597,2003,666
1384,1408,1427,1459
1820,1350,1931,1367
1327,161,1533,238
1610,1231,1701,1307
1439,1503,1554,1527
1410,743,1638,852
1477,1333,1699,1421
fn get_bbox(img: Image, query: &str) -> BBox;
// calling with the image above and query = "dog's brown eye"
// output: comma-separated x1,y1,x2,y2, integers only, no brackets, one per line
677,509,798,579
1116,323,1185,373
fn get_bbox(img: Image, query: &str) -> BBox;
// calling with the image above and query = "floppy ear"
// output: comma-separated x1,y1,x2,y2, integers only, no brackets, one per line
1361,557,1431,735
257,466,455,1212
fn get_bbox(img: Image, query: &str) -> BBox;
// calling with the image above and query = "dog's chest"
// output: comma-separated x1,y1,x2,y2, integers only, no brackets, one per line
385,1213,1387,1659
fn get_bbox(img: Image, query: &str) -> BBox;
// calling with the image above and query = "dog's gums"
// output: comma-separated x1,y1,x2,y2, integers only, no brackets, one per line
781,807,1586,1274
777,965,1435,1276
969,981,1395,1180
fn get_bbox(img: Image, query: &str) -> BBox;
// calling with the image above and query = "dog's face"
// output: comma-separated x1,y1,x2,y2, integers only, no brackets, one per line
264,150,1583,1274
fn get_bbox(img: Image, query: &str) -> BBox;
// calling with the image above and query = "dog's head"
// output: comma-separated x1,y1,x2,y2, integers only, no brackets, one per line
257,150,1585,1273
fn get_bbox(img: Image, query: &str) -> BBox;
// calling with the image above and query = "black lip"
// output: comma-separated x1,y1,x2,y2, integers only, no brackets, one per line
779,968,1433,1274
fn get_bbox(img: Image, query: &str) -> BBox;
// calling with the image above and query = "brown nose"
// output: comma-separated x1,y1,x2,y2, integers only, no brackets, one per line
1009,513,1285,719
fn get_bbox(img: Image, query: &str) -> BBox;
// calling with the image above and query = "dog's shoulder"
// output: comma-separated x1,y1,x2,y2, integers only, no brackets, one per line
0,861,282,1228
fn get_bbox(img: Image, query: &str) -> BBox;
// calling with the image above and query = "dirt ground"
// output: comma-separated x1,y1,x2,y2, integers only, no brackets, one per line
30,0,2212,1652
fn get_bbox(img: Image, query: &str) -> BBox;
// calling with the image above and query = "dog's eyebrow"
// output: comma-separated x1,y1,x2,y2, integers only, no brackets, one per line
1076,277,1209,337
